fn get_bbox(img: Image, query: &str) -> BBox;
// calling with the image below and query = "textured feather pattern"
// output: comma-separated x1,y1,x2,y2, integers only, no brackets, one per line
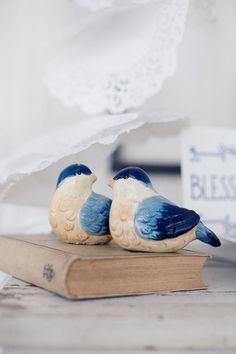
109,196,197,253
135,196,200,240
49,177,111,244
49,196,85,242
80,192,112,236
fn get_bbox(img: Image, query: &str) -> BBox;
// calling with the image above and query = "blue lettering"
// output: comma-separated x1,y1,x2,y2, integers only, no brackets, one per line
190,174,204,200
189,174,236,201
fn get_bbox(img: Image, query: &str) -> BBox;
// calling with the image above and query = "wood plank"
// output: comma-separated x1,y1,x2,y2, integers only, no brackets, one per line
0,260,236,352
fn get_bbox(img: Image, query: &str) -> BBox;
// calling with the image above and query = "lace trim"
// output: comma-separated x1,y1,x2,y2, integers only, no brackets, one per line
44,0,189,114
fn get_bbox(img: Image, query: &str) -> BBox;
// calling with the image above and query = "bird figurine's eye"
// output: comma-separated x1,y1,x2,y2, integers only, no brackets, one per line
77,171,81,175
124,175,129,179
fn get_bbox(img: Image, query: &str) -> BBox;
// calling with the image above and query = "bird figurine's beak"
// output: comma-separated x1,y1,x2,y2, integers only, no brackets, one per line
90,174,97,183
108,179,115,188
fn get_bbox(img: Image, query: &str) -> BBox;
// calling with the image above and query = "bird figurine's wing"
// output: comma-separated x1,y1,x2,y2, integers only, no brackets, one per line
135,196,200,240
80,192,111,236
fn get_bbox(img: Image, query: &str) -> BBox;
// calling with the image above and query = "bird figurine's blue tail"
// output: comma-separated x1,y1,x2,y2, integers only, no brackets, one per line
196,222,221,247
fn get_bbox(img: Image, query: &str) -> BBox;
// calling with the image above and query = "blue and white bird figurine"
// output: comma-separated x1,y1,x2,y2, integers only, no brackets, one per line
108,167,221,252
49,164,112,245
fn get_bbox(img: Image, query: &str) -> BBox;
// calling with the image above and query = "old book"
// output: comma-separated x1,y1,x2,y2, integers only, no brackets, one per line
0,234,208,299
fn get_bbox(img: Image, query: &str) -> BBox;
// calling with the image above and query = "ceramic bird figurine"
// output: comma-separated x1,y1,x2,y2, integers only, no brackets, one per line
49,164,112,245
108,167,221,252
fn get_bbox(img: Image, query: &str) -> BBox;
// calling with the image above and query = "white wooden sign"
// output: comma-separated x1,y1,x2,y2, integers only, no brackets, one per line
181,127,236,243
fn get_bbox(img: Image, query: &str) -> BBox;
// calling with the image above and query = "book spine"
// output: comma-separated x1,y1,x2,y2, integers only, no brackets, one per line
0,236,75,298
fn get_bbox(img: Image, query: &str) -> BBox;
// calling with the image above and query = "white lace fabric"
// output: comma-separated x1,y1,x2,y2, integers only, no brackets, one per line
75,0,154,12
0,112,187,204
45,0,189,114
0,0,190,211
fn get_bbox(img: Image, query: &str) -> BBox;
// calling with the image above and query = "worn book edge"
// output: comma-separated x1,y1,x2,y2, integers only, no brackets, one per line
0,234,209,299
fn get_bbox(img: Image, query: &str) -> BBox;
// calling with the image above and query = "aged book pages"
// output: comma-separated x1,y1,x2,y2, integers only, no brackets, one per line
0,234,208,299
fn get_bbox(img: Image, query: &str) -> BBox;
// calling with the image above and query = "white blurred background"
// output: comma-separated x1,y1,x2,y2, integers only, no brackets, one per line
0,0,235,237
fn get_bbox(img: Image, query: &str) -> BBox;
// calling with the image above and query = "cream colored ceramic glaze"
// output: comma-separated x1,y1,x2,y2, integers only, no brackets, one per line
49,175,111,245
109,179,197,252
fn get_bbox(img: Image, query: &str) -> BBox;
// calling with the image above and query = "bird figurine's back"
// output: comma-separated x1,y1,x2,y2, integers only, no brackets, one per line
108,167,221,252
49,164,112,245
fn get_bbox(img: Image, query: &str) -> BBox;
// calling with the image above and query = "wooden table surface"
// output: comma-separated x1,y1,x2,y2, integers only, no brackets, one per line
0,259,236,354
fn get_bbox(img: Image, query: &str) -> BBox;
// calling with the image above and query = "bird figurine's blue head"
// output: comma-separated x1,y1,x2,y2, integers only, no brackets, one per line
56,164,96,189
109,166,155,191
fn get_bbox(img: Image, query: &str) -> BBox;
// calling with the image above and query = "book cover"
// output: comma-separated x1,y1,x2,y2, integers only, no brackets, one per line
0,234,208,299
